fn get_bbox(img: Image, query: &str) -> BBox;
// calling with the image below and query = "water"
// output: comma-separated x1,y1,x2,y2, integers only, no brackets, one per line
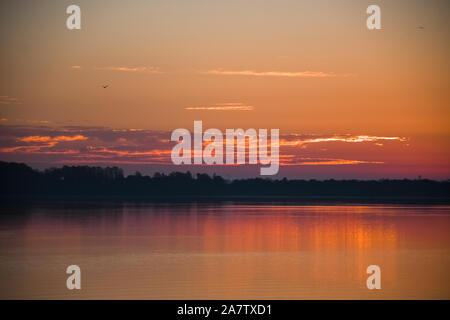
0,202,449,299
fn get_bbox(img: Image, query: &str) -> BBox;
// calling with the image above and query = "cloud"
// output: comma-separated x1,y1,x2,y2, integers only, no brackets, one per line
18,135,87,143
13,119,51,125
95,66,162,73
0,125,403,169
281,157,384,166
186,103,254,111
0,135,88,153
204,69,350,78
70,65,82,70
0,125,172,164
280,135,407,146
0,96,22,105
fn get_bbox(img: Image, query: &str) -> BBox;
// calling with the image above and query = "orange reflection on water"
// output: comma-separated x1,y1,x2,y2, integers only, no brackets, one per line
0,204,449,299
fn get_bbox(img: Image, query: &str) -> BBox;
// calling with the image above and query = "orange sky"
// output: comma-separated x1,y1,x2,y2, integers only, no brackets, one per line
0,0,449,178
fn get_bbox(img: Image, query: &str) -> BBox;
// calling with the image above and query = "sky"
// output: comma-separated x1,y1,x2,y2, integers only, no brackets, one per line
0,0,449,179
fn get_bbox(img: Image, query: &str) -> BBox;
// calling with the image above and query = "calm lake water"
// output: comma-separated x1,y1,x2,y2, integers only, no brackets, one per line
0,202,449,299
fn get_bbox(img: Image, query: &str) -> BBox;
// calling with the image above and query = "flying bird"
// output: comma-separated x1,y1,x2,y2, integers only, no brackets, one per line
417,26,425,30
102,85,109,89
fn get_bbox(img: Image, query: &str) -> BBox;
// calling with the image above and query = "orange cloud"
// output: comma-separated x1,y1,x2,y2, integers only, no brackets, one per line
204,69,350,78
0,135,89,153
19,135,87,143
280,135,407,146
87,147,171,157
0,125,414,175
186,103,254,111
95,66,162,73
281,158,384,166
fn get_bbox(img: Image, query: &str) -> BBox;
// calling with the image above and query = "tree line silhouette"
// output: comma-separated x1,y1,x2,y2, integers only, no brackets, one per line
0,161,449,198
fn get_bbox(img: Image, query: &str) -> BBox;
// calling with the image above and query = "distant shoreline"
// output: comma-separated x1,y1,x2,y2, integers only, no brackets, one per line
1,194,449,205
1,161,449,206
